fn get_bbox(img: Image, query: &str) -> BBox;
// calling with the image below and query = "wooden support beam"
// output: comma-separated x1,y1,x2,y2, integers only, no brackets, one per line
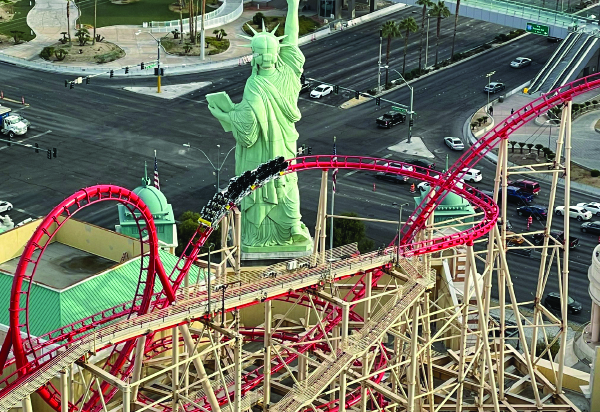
76,360,127,390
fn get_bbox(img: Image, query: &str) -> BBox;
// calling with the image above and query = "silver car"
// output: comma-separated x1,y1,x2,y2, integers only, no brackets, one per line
444,136,464,151
510,57,531,68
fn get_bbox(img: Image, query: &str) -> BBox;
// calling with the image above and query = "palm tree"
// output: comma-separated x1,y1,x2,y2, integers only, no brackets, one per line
399,17,418,75
416,0,434,71
450,0,461,60
381,20,402,87
430,0,451,66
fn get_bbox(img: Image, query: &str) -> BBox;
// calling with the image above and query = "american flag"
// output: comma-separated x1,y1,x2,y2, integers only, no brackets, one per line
153,150,160,190
332,137,338,193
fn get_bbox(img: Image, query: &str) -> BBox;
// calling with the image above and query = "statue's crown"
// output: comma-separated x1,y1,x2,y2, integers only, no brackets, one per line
239,20,289,51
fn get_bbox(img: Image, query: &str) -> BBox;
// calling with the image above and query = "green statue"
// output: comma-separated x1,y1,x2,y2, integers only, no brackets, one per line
208,0,311,255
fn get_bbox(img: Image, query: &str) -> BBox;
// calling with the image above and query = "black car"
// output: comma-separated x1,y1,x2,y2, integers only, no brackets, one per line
517,205,548,220
406,158,436,169
543,292,582,314
375,172,409,184
581,221,600,234
300,80,312,94
376,111,406,128
532,230,579,249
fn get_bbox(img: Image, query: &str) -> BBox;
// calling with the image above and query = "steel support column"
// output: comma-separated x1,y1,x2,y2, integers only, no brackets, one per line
123,384,131,412
131,334,147,401
360,271,372,412
234,309,242,412
60,370,69,412
172,326,180,412
407,301,420,411
264,300,272,411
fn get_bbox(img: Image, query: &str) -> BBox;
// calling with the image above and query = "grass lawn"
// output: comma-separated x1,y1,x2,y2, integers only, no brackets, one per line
0,0,35,42
75,0,216,28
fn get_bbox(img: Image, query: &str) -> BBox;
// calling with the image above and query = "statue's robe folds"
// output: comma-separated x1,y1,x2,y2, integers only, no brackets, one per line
228,44,310,247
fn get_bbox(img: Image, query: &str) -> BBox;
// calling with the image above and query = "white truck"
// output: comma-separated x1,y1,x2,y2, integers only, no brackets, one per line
1,107,29,138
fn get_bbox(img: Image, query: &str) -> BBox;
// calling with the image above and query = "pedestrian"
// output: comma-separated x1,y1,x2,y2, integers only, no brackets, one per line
489,106,493,116
511,108,514,115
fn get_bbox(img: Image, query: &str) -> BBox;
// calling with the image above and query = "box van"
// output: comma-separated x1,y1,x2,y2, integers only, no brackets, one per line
461,168,482,183
508,179,540,195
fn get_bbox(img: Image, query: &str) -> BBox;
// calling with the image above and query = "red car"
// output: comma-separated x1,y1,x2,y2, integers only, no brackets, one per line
507,179,540,195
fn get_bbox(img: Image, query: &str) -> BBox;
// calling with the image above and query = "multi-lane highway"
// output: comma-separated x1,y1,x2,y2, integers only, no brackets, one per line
1,6,596,321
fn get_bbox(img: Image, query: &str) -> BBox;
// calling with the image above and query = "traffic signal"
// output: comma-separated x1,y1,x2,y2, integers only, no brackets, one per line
85,77,90,84
65,80,68,88
160,68,165,76
307,146,312,155
69,82,74,89
47,149,52,159
34,143,39,153
154,67,159,76
125,67,129,74
354,90,359,99
53,148,57,158
140,62,145,70
375,97,381,106
300,74,306,84
409,119,414,127
334,85,339,94
109,70,114,78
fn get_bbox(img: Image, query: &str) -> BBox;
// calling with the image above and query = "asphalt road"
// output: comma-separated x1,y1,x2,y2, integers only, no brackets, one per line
0,7,596,322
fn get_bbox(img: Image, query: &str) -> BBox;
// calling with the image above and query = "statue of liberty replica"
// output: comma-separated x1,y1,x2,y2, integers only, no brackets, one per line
208,0,312,258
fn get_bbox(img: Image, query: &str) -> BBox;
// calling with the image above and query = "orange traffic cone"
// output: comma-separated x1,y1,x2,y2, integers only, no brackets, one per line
410,183,416,193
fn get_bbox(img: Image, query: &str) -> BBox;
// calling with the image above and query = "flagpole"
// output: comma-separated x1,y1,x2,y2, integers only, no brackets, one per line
329,136,337,259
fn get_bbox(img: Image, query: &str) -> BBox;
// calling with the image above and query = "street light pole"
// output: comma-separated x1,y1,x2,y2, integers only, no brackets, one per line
183,143,235,193
391,68,414,144
378,30,383,93
393,202,409,263
425,15,431,69
486,71,496,113
136,30,162,93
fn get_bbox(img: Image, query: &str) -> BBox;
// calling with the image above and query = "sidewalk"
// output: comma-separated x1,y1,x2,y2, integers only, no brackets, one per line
0,0,406,75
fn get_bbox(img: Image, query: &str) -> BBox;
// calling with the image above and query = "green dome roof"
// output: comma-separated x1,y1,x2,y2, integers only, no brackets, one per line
440,192,468,207
133,185,168,214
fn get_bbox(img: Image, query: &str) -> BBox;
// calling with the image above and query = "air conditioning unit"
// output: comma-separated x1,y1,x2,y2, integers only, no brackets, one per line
287,260,298,271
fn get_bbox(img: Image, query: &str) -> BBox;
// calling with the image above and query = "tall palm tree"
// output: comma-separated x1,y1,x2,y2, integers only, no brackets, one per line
381,20,402,87
450,0,461,60
430,0,451,67
417,0,434,71
399,17,418,75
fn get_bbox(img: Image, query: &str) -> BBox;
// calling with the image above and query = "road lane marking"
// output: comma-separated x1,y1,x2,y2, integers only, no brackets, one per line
0,130,52,151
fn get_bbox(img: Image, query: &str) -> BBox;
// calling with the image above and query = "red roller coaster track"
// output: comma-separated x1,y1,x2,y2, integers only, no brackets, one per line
2,73,599,411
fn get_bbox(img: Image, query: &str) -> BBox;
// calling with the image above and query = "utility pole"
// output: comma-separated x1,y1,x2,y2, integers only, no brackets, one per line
201,0,206,60
486,71,496,113
66,0,71,46
179,0,184,44
92,0,97,45
377,30,383,93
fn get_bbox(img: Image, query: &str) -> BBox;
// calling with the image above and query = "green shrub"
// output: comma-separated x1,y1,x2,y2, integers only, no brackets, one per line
410,68,421,78
40,46,55,60
585,101,591,106
592,169,600,177
495,33,508,42
547,153,556,160
404,72,413,81
252,12,265,26
593,100,598,105
483,43,492,49
54,49,68,61
94,49,123,63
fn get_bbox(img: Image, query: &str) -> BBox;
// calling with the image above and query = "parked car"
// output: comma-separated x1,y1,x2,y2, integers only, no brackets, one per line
510,57,532,68
532,231,579,249
310,84,333,99
300,80,312,94
547,36,562,43
376,111,406,128
543,292,582,314
576,202,600,216
507,179,540,195
0,201,12,213
417,175,463,192
502,187,533,204
555,205,592,221
516,205,548,220
461,168,482,183
483,82,505,94
581,220,600,234
444,137,464,151
405,158,436,169
375,172,409,184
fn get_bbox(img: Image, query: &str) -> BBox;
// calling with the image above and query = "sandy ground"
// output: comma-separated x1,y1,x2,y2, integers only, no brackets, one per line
41,40,124,63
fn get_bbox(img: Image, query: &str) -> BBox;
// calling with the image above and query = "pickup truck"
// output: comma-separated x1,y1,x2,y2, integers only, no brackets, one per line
1,107,29,138
376,111,405,128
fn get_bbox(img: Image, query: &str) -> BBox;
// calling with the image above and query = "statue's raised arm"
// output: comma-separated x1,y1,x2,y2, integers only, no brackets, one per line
284,0,301,46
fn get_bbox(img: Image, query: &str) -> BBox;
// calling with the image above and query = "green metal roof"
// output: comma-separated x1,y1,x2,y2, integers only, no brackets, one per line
0,250,200,337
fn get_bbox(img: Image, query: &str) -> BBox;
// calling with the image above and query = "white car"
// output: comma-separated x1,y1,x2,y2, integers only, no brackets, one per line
461,168,482,183
310,84,333,99
555,205,592,221
444,137,464,151
510,57,531,68
0,201,13,213
576,202,600,216
417,175,463,192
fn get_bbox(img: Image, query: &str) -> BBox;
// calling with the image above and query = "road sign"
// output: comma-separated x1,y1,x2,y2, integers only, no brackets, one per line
526,22,549,36
145,62,157,69
391,106,408,114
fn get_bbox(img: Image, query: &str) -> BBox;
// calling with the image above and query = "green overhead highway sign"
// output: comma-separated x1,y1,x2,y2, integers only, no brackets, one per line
392,106,416,116
526,22,549,36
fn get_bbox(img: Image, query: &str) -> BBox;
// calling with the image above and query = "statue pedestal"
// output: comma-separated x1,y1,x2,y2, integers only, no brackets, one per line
241,237,313,261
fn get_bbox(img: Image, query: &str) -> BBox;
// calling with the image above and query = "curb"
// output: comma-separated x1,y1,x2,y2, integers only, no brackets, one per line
338,32,531,109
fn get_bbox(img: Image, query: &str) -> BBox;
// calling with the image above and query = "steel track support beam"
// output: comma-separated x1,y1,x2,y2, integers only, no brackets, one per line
172,326,180,412
60,369,69,412
180,324,222,412
21,395,32,412
76,360,127,389
422,292,434,412
360,271,373,412
122,384,131,412
131,334,147,401
455,240,473,412
339,369,347,412
342,302,349,346
264,300,272,412
407,300,420,411
234,208,241,280
234,309,242,412
312,170,328,265
558,100,572,393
